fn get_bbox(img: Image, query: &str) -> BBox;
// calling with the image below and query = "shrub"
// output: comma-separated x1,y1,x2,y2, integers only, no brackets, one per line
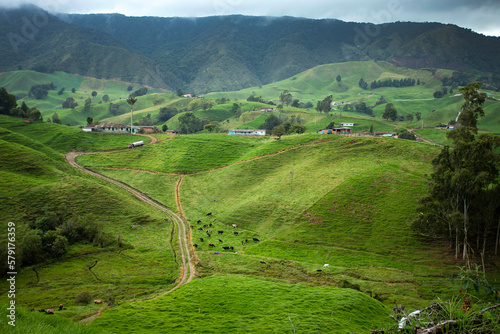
75,291,92,305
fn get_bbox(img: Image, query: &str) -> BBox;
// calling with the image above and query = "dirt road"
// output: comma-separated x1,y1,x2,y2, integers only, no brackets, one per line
65,150,194,323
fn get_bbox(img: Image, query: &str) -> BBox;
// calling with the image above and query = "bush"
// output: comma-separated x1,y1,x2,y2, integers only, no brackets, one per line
75,291,92,305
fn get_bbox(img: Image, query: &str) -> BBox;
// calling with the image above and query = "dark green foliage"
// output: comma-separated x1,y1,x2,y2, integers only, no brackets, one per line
57,87,65,95
162,124,168,132
91,91,97,97
102,94,110,102
28,82,56,100
355,101,374,116
177,112,204,134
457,82,486,131
138,113,153,126
358,78,368,90
291,124,306,134
71,88,76,93
83,97,92,112
129,87,148,98
247,94,266,103
398,129,416,141
157,107,178,122
109,102,119,115
176,88,184,96
52,112,61,124
75,291,92,306
87,116,93,125
336,74,341,82
382,103,398,121
370,78,416,89
261,114,281,132
279,90,293,106
272,124,286,139
20,230,43,266
316,95,332,114
326,120,335,129
0,87,17,115
62,97,78,109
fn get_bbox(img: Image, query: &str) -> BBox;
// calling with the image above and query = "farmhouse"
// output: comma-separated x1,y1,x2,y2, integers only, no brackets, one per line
165,130,179,135
318,127,352,135
229,129,266,136
260,107,276,112
81,123,143,134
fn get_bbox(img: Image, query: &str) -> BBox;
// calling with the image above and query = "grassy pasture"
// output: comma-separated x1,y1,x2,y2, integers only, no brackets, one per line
88,275,391,333
0,115,148,153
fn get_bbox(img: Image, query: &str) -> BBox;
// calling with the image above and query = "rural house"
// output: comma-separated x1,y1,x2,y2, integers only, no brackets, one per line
229,129,266,136
318,127,352,135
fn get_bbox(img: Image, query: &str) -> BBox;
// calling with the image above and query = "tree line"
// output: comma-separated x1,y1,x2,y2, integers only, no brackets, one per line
0,87,42,121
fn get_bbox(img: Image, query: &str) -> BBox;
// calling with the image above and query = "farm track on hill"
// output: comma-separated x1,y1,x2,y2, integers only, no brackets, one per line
64,143,194,324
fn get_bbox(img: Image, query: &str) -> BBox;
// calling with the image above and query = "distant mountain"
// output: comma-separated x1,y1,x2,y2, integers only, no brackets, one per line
1,5,500,94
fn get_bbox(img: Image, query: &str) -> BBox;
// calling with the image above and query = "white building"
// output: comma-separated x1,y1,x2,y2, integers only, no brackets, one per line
228,129,266,136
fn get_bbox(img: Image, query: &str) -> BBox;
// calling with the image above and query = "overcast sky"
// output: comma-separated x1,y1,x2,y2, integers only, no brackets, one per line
2,0,500,37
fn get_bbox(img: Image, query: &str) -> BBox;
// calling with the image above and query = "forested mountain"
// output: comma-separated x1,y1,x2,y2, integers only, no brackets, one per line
1,4,500,94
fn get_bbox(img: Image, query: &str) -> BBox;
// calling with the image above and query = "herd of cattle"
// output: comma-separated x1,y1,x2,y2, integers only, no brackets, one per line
35,300,105,315
191,212,260,250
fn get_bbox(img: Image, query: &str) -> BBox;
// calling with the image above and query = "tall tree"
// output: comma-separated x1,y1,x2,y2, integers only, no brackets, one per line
412,82,500,268
127,96,137,133
316,95,332,114
382,103,398,122
0,87,17,115
279,90,293,107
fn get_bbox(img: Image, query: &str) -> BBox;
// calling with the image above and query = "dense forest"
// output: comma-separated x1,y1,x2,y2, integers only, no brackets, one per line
1,5,500,93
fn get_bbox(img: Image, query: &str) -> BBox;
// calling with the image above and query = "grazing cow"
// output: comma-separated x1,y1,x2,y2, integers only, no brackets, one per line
206,231,211,237
245,239,248,242
317,269,322,272
209,243,215,247
198,227,203,231
209,223,212,227
45,309,55,314
206,212,212,216
197,220,202,223
38,309,46,312
242,241,245,245
260,261,266,264
193,244,198,248
253,238,260,242
203,224,208,228
218,230,224,234
232,224,237,228
200,237,204,242
94,300,103,304
222,246,229,250
229,246,234,250
218,239,223,243
190,225,194,229
234,231,239,236
131,225,136,230
58,304,63,311
207,230,212,234
323,264,329,268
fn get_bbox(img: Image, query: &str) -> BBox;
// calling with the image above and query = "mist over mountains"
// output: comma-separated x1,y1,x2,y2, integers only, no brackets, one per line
1,4,500,93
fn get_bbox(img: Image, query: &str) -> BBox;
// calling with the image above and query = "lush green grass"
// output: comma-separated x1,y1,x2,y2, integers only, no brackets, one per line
78,133,338,173
0,115,149,153
89,275,391,333
0,115,178,321
0,303,97,334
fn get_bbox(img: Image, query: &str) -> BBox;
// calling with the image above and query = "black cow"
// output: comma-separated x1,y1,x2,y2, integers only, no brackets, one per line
197,220,202,223
200,237,204,242
218,239,223,243
206,212,212,216
218,230,224,234
229,246,234,250
198,227,203,231
209,243,215,247
209,223,212,227
260,261,266,264
190,225,194,228
234,231,239,236
206,232,211,237
253,238,260,242
245,239,248,242
242,241,245,245
203,224,208,228
58,304,63,311
222,246,229,250
193,244,198,248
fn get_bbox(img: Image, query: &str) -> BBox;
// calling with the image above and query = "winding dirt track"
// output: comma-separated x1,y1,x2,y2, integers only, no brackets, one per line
65,139,194,323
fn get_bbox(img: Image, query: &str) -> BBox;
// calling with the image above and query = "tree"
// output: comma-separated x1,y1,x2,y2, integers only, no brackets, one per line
109,103,119,116
291,124,306,134
83,98,92,112
369,124,373,134
176,88,184,97
127,96,137,132
204,124,217,132
71,88,76,93
102,94,110,103
358,78,368,90
157,107,178,123
177,112,203,134
326,121,335,129
62,97,77,109
279,90,293,107
91,91,97,97
406,113,414,122
262,114,281,132
415,112,422,121
336,74,342,83
316,95,332,114
382,103,398,122
291,99,300,108
52,112,61,124
162,124,168,132
272,124,286,140
397,128,416,140
57,87,65,95
200,99,216,111
188,99,200,111
0,87,17,115
87,116,93,125
412,82,500,268
231,103,241,115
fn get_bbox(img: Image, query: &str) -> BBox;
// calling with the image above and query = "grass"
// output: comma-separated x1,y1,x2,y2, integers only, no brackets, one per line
89,275,391,333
